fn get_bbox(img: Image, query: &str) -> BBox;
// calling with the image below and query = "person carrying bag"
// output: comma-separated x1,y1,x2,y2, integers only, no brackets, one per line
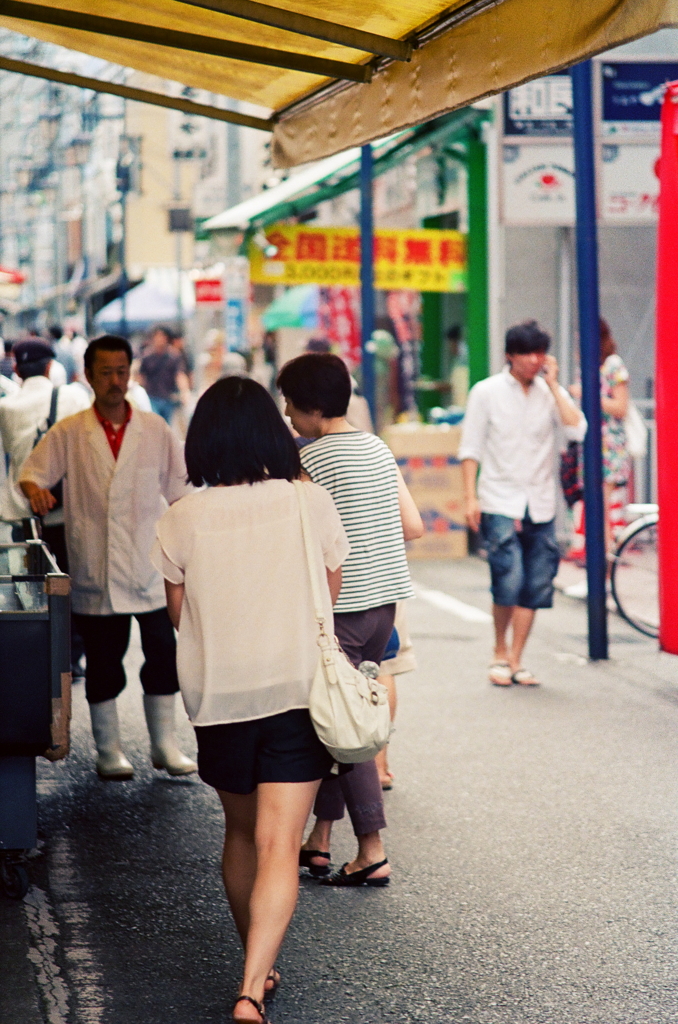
294,479,391,764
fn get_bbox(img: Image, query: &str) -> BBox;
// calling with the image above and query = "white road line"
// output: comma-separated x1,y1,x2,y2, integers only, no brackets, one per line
23,887,70,1024
413,584,492,624
49,835,108,1024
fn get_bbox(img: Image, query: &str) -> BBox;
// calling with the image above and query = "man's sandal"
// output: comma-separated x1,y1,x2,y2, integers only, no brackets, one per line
512,668,540,686
233,995,270,1024
488,660,512,686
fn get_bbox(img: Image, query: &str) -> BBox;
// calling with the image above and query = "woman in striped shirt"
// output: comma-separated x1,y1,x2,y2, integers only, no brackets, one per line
278,353,423,887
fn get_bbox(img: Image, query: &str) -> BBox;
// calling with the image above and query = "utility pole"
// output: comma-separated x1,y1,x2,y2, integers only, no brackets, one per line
116,103,132,338
571,60,608,661
173,153,184,331
359,143,376,426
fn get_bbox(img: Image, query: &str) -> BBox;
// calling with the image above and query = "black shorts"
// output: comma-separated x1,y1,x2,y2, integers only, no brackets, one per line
195,708,334,795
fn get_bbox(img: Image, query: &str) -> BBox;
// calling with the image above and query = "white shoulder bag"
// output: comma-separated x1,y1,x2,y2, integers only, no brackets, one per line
293,480,391,764
624,401,648,459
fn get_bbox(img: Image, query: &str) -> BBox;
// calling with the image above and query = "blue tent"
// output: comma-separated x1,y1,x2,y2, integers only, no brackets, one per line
94,281,181,334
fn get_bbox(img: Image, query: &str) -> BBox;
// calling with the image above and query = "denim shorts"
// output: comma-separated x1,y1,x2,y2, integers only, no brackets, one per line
481,513,560,609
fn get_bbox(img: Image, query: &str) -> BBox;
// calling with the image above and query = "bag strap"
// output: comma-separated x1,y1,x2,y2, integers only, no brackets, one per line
293,479,329,635
32,386,60,450
47,386,59,429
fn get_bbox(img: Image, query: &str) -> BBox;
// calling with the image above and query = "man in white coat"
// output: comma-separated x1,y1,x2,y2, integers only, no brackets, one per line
20,334,196,780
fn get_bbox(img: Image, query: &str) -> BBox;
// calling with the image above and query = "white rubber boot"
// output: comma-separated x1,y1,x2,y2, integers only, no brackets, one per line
143,694,197,776
89,700,134,780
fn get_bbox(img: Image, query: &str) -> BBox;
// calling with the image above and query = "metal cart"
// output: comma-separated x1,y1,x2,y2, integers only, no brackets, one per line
0,537,71,899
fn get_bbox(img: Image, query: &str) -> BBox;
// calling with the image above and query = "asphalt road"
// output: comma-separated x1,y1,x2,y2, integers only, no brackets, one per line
2,556,677,1024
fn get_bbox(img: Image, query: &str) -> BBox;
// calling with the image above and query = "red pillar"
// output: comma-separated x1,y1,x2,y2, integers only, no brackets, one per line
656,82,678,653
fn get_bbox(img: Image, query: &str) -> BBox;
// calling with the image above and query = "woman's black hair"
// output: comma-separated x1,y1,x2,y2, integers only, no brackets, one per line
184,375,301,487
504,320,551,356
276,352,351,418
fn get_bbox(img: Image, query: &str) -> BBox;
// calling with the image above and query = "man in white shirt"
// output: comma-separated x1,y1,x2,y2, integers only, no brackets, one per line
459,320,587,687
0,339,90,544
20,334,196,781
0,338,91,671
0,369,19,542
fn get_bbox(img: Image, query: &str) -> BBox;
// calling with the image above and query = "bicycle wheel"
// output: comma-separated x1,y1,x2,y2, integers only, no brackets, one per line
610,516,659,638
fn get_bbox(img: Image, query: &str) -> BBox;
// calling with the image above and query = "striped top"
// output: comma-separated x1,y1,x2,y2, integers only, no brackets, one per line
300,431,414,613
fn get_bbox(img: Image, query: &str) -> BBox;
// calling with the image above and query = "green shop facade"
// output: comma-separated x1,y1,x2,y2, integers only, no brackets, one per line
205,106,491,420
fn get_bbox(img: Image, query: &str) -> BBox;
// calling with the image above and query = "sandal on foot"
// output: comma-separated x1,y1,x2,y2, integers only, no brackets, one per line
299,848,331,877
320,858,390,887
264,968,280,1001
488,660,512,686
512,668,540,686
233,995,269,1024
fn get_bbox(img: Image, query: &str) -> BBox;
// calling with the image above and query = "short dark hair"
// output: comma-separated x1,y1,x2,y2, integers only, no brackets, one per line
17,358,50,380
505,320,551,356
276,353,351,418
185,376,301,487
150,325,174,342
48,325,62,341
85,334,133,371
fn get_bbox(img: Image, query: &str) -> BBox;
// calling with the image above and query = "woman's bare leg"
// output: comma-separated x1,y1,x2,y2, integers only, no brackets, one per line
217,789,258,945
231,780,321,1021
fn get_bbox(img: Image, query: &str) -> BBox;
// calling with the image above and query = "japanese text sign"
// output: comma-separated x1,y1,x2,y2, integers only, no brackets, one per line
249,225,466,292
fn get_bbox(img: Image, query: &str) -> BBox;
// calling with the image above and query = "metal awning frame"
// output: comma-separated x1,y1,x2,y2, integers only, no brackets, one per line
1,0,373,83
274,0,504,123
0,0,509,135
238,108,487,231
0,54,273,131
179,0,413,60
2,0,673,168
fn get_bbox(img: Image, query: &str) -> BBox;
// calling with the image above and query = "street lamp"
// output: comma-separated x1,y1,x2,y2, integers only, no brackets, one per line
116,131,136,337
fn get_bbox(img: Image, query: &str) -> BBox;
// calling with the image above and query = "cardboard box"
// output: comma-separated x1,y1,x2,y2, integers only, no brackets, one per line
382,423,467,560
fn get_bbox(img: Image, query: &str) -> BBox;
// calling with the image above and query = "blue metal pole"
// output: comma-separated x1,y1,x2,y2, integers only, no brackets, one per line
359,143,377,425
571,60,608,660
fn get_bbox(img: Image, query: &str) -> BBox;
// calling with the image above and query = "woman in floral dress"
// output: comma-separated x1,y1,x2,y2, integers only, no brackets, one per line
599,318,630,553
570,319,630,556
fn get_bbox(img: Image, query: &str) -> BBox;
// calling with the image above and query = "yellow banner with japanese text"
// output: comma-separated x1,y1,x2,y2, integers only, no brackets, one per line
249,225,466,292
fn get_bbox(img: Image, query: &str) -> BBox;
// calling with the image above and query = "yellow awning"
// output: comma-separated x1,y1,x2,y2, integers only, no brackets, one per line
0,0,676,167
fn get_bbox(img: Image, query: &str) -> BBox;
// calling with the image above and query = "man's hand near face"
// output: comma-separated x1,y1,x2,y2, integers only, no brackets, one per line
542,353,560,390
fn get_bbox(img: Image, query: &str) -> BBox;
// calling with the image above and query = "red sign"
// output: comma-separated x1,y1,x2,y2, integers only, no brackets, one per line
194,278,223,304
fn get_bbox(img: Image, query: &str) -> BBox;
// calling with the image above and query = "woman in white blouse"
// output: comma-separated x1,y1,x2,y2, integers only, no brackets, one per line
152,376,349,1024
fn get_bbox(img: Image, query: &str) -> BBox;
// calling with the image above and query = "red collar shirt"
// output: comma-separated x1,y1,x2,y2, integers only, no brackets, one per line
93,401,132,460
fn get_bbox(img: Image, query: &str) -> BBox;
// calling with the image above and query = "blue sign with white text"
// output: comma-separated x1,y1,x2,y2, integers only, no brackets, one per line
602,62,678,122
226,297,247,352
